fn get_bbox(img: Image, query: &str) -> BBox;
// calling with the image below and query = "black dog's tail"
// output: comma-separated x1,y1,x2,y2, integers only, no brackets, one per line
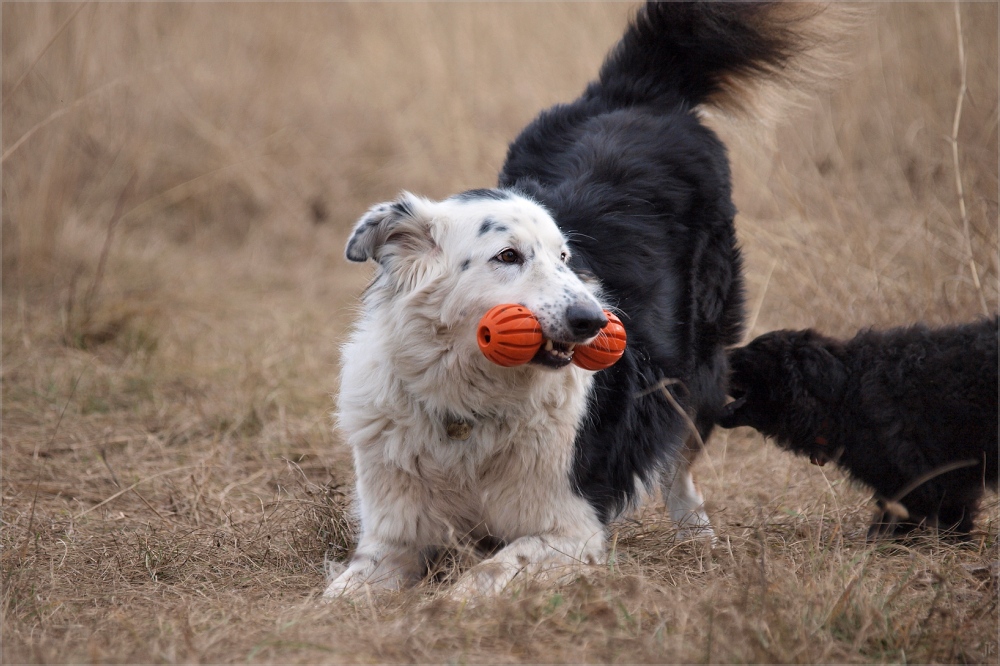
589,2,846,114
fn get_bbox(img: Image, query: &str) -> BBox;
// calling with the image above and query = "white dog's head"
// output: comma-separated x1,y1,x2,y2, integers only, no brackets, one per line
346,188,607,369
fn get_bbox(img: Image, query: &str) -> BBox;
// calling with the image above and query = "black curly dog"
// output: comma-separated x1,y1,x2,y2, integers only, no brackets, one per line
719,317,998,538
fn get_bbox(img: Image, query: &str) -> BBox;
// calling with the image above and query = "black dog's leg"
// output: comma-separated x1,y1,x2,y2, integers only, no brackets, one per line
937,503,977,538
867,498,930,540
867,500,900,540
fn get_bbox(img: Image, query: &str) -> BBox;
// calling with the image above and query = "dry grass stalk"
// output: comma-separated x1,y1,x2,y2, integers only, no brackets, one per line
949,1,990,316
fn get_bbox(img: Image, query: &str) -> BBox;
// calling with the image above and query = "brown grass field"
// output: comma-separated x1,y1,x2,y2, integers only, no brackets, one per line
3,3,998,663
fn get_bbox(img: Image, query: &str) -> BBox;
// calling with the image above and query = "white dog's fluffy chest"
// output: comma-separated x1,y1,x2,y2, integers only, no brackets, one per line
338,310,600,543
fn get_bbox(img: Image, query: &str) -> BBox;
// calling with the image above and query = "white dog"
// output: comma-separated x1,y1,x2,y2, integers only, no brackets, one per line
328,192,613,596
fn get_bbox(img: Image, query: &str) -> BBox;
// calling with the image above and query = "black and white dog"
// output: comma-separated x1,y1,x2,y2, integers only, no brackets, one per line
720,318,999,538
327,3,818,597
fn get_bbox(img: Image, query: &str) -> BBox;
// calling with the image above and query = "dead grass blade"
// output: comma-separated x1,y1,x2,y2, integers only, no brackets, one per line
948,1,989,316
2,1,89,108
74,464,201,519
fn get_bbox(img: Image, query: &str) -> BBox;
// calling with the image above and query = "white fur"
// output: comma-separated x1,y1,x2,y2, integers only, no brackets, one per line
662,465,714,542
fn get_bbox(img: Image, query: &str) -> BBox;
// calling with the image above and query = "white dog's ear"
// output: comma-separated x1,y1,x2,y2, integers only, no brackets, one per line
346,192,436,264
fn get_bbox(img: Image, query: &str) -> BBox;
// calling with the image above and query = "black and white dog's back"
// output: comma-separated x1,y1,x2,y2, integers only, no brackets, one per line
327,3,814,597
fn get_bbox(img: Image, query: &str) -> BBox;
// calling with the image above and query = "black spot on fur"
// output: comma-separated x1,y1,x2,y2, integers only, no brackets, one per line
478,218,498,236
390,199,414,219
720,319,1000,537
452,188,510,202
460,259,471,271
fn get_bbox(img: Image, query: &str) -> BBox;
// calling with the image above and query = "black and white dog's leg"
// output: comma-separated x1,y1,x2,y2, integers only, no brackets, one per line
323,465,434,599
450,531,605,598
450,483,606,598
661,437,714,541
323,537,425,598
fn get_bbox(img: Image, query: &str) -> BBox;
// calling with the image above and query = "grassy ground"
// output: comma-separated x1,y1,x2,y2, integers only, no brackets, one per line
3,3,997,663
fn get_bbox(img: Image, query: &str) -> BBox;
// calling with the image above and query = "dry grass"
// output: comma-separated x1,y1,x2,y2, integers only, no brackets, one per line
2,3,997,663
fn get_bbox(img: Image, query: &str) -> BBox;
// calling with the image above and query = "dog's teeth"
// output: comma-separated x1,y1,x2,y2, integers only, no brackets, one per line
568,344,576,351
545,340,554,352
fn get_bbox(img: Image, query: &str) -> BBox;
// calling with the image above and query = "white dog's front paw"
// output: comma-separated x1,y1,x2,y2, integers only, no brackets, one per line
448,561,521,601
321,569,362,601
321,546,424,601
447,535,603,601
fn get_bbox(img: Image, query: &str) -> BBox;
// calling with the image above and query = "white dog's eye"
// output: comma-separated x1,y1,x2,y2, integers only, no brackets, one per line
560,251,569,263
494,248,524,265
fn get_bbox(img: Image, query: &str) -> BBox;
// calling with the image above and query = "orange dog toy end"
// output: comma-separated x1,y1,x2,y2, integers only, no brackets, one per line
572,311,627,371
477,304,543,366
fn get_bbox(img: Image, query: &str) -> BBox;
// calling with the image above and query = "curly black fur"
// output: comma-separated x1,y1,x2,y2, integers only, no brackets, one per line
719,318,999,537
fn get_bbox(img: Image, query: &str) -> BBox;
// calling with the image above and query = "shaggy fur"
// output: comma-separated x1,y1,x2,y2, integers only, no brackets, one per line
327,2,816,597
720,318,999,537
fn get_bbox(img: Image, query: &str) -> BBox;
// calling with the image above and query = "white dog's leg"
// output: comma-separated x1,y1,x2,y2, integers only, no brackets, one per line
323,537,424,598
661,441,714,541
450,533,604,598
323,460,437,599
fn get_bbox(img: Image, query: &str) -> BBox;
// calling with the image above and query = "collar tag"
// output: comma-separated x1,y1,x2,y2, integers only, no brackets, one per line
445,417,473,441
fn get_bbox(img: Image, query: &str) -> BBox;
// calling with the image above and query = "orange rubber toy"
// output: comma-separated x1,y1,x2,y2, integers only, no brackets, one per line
477,304,626,370
571,311,627,371
476,305,543,367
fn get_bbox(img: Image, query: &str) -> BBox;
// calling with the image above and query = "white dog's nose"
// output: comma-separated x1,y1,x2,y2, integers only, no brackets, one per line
566,303,608,340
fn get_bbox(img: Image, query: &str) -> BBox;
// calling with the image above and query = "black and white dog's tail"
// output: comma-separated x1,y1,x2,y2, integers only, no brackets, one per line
589,1,846,114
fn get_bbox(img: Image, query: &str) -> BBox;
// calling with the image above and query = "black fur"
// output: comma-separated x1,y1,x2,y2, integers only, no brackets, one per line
719,318,999,537
496,2,805,521
390,199,414,219
451,188,511,202
477,218,508,236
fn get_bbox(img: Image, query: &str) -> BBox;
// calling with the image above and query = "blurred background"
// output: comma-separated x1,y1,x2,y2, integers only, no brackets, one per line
2,4,997,662
4,3,996,361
